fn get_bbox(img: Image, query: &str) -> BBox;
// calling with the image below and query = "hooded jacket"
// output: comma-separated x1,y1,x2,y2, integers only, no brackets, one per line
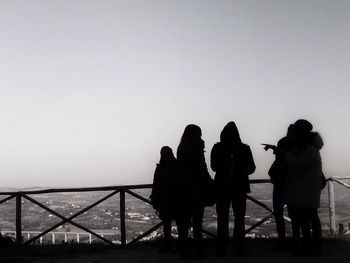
285,132,324,208
210,122,256,198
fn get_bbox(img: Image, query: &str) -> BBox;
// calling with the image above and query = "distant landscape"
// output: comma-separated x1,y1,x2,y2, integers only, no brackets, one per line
1,182,349,244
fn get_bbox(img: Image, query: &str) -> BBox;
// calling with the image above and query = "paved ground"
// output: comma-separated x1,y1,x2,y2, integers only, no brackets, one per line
1,238,350,263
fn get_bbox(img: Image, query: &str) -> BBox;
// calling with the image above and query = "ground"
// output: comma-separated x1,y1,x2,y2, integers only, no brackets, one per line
1,238,350,263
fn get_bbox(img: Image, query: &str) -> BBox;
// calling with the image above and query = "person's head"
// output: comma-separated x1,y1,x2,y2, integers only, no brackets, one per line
177,124,204,157
181,124,202,140
179,124,203,146
159,146,175,163
288,119,313,146
293,119,313,136
220,121,241,145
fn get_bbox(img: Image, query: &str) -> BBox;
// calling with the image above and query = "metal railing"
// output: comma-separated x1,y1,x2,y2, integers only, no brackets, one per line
0,184,157,246
0,177,347,246
327,176,350,235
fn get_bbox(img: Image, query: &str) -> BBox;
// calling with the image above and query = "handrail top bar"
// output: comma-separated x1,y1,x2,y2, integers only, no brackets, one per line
0,179,272,195
329,176,350,180
0,177,348,195
0,184,152,195
1,230,116,234
250,179,270,184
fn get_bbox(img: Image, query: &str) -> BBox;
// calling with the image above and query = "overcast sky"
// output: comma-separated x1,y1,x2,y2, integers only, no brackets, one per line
1,0,350,188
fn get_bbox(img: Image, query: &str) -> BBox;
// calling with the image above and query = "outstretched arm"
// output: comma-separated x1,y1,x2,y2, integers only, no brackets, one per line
261,144,276,152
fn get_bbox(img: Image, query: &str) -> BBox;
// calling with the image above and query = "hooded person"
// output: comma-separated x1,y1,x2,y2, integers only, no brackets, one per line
210,121,256,256
285,119,324,255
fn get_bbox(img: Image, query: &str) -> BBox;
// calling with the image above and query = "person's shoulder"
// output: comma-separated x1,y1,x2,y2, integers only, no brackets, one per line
239,143,251,150
238,143,253,155
277,136,288,146
154,163,162,171
211,142,222,151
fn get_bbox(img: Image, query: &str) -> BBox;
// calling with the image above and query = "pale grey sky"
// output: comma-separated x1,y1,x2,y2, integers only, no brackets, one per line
1,0,350,188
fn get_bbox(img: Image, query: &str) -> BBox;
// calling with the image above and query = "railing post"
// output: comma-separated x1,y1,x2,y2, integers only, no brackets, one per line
339,224,344,235
328,178,336,235
16,193,22,245
120,189,126,246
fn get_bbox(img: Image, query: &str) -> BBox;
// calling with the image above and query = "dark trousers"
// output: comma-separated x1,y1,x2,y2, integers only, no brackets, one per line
288,206,322,249
176,206,205,256
163,218,172,242
272,186,286,242
216,194,247,251
304,208,322,248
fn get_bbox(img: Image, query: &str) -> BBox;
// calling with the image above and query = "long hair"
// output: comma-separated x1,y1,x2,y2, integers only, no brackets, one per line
177,124,204,160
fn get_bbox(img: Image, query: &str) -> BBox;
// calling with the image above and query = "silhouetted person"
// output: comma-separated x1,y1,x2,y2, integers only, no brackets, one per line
176,124,210,259
210,121,256,256
151,146,179,252
263,125,294,250
285,119,323,255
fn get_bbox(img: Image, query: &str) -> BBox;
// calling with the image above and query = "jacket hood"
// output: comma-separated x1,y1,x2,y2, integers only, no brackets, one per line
220,121,242,145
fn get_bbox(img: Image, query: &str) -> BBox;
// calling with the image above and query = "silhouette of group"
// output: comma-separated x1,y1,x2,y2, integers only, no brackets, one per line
151,119,324,259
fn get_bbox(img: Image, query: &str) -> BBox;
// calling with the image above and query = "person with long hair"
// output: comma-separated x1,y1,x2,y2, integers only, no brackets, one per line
210,121,256,256
176,124,210,259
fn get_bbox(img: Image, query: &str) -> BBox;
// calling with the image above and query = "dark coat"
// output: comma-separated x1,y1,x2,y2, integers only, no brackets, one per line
268,136,291,187
151,159,181,219
177,141,211,210
285,133,324,208
211,142,255,199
